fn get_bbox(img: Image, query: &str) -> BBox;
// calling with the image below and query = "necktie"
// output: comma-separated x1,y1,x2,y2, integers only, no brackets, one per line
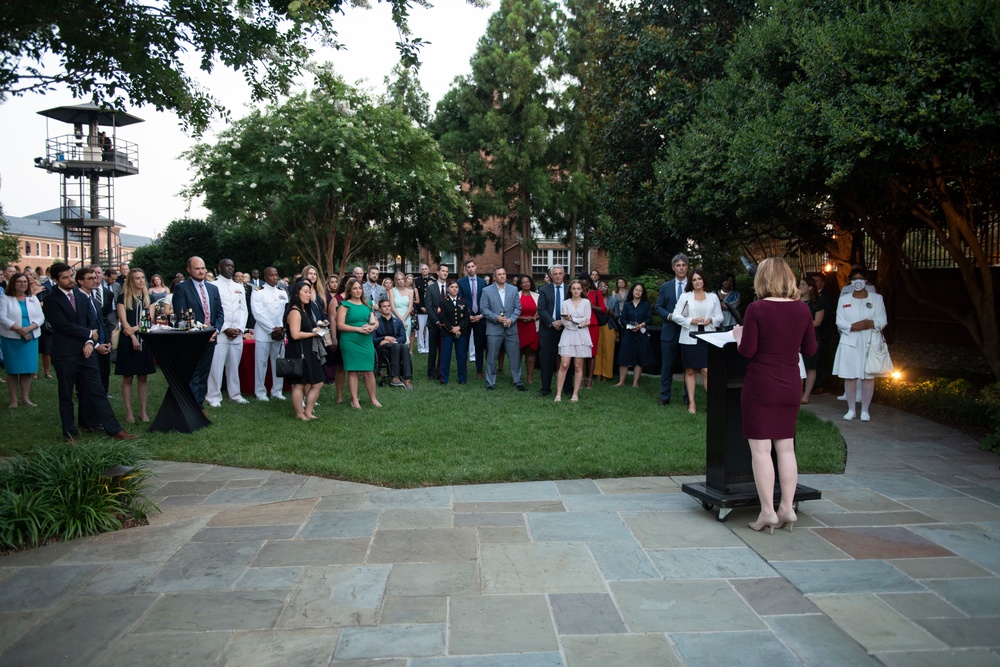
554,285,562,320
471,280,478,312
68,290,76,312
198,282,210,323
677,281,683,300
440,282,445,299
94,288,102,308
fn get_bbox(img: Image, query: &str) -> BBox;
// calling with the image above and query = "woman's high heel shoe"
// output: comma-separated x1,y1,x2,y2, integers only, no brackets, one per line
776,509,798,532
748,513,780,535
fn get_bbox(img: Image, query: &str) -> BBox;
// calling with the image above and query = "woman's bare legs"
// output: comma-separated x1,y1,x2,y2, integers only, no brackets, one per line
362,371,381,407
19,374,34,406
701,367,708,393
616,365,627,386
6,374,18,408
137,375,149,421
347,372,361,409
523,348,536,385
632,365,643,387
42,354,51,378
291,383,307,419
749,438,780,527
122,375,135,422
571,358,583,400
304,382,322,418
843,378,858,417
556,357,571,401
685,369,697,413
774,438,798,522
334,364,345,403
860,378,875,415
802,369,817,403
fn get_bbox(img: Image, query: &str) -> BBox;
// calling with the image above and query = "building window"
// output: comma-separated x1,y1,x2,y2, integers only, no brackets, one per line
45,243,51,257
530,249,585,276
24,241,31,256
72,246,78,259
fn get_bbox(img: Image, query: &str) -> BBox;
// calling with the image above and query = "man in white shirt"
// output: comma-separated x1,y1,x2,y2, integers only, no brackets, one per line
206,259,249,406
251,267,289,401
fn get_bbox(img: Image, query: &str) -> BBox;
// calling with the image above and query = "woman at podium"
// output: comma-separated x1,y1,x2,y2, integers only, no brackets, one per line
733,258,816,534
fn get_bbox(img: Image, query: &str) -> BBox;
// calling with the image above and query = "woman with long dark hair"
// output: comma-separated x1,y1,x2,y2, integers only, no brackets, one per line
284,281,326,420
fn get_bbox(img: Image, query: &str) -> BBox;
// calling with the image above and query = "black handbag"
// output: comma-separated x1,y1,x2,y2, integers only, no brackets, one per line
275,355,303,378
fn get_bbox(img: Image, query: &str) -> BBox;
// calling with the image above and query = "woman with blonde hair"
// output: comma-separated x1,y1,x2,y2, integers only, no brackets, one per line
733,258,816,534
116,268,157,423
390,271,414,345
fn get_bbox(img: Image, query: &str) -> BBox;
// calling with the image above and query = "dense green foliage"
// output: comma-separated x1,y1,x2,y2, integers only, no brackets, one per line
652,0,1000,377
185,70,467,278
130,217,296,281
0,442,156,551
0,0,482,132
0,370,846,488
0,202,21,268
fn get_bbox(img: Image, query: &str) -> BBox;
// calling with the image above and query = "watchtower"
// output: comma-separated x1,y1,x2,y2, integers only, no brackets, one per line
34,104,142,268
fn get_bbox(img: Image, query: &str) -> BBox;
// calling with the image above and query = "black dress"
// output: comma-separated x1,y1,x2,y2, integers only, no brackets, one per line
115,294,157,376
283,306,325,385
617,300,655,367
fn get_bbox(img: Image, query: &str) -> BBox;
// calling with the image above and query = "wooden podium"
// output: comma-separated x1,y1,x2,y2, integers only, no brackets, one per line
681,334,820,521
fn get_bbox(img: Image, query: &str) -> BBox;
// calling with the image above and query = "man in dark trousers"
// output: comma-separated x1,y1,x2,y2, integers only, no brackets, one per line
535,264,566,397
88,264,115,396
43,263,136,443
423,263,450,381
655,253,689,406
458,259,488,378
171,256,225,409
76,268,114,432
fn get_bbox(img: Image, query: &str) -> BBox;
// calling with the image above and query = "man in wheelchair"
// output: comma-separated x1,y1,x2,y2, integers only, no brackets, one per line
373,298,414,389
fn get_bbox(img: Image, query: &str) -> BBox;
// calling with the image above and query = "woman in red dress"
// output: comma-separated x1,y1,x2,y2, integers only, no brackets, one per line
581,275,605,388
734,258,816,535
516,274,540,385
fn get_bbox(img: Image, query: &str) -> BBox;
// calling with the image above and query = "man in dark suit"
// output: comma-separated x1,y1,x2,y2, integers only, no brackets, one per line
423,263,450,381
77,268,114,431
458,259,487,378
373,298,414,389
249,269,265,289
535,264,567,397
655,253,689,406
43,263,136,443
171,256,225,409
88,264,115,395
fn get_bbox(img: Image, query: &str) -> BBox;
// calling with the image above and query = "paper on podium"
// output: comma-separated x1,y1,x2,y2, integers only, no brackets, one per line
693,331,738,348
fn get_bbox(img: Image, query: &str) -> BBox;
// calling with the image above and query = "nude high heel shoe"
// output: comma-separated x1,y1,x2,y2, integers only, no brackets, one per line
776,509,798,532
748,513,780,535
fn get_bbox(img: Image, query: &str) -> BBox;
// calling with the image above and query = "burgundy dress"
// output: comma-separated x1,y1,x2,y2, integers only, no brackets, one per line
517,293,539,351
586,289,605,357
737,300,817,439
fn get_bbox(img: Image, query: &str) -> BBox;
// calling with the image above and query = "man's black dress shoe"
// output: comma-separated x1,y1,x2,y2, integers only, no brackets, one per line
658,399,670,406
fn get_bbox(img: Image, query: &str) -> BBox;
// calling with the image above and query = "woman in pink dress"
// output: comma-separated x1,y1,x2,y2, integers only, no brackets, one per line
516,274,540,385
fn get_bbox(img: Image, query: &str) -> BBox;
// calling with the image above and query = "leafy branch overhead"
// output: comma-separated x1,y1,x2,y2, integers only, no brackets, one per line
0,0,483,132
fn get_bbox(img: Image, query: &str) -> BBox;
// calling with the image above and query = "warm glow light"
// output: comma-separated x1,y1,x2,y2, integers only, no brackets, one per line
891,370,902,381
824,263,833,272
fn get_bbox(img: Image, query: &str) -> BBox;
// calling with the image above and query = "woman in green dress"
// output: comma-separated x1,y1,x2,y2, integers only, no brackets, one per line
337,278,381,409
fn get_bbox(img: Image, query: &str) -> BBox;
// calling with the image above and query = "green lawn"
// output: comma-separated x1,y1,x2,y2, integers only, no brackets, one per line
1,360,846,488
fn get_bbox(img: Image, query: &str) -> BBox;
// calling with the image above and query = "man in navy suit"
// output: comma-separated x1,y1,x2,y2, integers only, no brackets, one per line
171,256,225,409
77,268,114,432
479,267,526,391
87,264,115,395
43,263,136,443
655,253,689,406
458,259,487,378
535,264,567,397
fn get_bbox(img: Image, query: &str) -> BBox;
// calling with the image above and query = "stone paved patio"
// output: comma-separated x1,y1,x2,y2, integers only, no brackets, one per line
1,393,998,666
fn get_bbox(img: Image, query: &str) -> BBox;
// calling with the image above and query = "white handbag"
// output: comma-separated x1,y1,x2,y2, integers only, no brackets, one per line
864,329,893,377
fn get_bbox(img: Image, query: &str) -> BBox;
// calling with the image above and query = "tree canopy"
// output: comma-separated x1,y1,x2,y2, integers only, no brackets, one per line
0,0,483,132
185,69,466,278
654,0,1000,377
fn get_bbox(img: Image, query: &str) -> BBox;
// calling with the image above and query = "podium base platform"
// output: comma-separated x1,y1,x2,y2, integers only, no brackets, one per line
682,481,822,522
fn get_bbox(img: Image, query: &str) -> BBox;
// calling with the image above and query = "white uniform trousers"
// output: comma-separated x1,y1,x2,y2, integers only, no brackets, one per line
207,336,244,403
416,313,429,353
254,334,284,399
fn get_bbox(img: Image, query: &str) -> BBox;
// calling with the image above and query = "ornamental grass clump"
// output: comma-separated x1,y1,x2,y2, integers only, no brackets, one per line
0,441,157,552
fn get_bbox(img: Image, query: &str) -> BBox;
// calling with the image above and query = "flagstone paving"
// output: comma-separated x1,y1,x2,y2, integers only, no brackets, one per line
2,395,999,665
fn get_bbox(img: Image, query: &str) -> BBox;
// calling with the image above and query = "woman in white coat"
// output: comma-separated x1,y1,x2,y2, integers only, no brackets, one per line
0,273,45,407
832,267,887,422
672,269,723,414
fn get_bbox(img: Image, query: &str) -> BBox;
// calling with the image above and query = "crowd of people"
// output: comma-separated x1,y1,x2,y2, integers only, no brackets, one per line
1,252,886,439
